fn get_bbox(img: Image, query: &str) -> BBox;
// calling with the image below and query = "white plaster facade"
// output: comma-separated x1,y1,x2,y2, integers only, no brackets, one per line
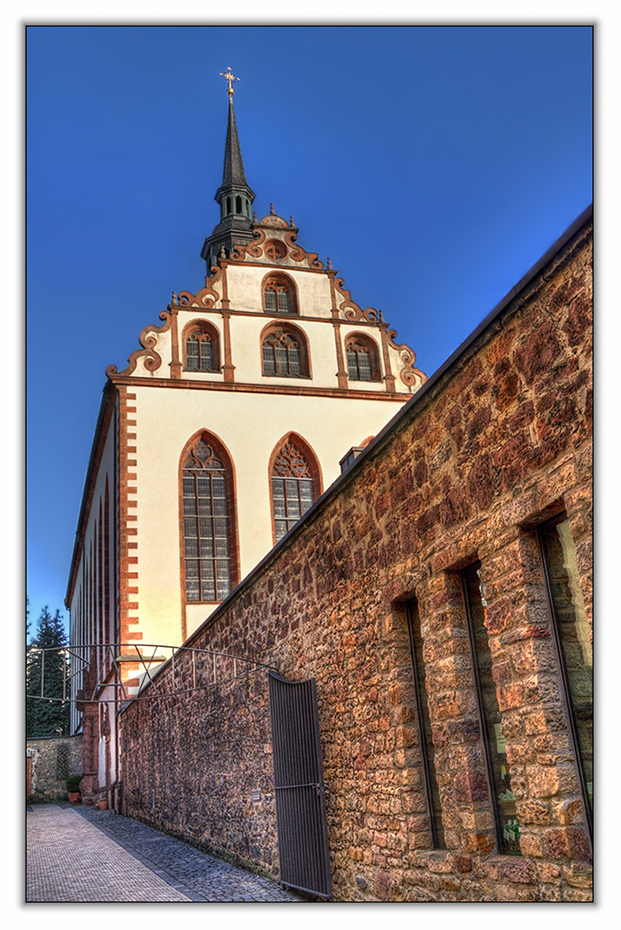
107,211,426,637
133,382,415,640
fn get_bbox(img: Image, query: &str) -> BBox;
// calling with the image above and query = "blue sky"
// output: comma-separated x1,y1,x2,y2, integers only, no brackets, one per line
26,24,593,629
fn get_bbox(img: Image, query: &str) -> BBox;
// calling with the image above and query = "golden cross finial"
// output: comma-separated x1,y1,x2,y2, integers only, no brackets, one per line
220,67,240,98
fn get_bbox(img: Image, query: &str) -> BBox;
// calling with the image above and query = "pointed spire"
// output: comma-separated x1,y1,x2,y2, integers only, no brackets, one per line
201,71,256,273
213,71,254,210
219,95,249,191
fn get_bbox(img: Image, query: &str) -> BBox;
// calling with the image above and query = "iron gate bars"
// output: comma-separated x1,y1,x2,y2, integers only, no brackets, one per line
268,671,332,899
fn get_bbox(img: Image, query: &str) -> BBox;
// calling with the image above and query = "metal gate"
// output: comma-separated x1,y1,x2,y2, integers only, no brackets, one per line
268,671,332,899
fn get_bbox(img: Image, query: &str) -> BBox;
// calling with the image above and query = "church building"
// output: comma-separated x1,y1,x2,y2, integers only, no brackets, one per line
66,73,426,796
65,71,592,902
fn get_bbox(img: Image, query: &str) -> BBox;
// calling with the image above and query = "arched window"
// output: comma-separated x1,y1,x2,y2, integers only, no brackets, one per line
345,334,382,381
270,435,321,543
181,434,237,602
263,273,297,314
262,324,310,378
183,322,220,372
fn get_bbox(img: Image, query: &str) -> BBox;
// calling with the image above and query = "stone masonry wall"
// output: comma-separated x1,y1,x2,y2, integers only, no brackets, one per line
27,736,83,801
120,656,277,873
119,217,592,901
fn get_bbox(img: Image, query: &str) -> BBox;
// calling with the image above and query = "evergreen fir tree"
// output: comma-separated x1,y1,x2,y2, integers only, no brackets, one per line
26,606,70,737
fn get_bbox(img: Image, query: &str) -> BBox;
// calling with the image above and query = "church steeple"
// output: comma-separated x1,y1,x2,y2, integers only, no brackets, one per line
216,94,253,204
201,69,256,273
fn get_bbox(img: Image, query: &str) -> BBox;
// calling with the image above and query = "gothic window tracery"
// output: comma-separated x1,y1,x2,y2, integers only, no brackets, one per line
270,439,319,542
184,323,220,372
345,334,381,381
262,325,309,378
181,436,235,602
263,273,297,314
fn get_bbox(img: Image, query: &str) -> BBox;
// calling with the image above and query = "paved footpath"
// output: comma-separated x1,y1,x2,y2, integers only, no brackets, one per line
27,803,303,903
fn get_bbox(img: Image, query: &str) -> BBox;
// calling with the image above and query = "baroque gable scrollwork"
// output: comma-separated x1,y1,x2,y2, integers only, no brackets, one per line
106,311,172,378
177,264,225,309
334,277,380,323
386,328,427,387
283,231,323,269
227,226,324,269
230,226,267,261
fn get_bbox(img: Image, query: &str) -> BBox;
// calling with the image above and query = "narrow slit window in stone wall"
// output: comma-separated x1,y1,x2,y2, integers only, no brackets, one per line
405,598,445,848
462,562,522,856
538,514,593,834
56,743,69,780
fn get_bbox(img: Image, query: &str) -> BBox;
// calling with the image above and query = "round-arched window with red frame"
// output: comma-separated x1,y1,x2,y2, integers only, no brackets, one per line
345,334,381,382
183,322,221,372
261,323,309,378
263,273,297,314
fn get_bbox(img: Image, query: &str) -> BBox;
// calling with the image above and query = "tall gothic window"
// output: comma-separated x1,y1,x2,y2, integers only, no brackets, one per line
262,325,309,378
263,273,297,314
346,335,381,381
182,436,234,602
270,437,320,542
184,322,220,372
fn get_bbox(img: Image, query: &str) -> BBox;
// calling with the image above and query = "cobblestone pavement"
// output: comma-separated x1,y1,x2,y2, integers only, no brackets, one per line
27,803,303,903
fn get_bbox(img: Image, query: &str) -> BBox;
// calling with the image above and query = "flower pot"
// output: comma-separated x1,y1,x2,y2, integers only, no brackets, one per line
68,792,80,804
97,799,108,811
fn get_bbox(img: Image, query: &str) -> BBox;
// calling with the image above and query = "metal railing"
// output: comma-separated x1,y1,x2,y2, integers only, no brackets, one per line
26,642,278,707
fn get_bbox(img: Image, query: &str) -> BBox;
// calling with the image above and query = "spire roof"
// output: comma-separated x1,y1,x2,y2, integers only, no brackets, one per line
201,72,256,270
220,96,248,190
